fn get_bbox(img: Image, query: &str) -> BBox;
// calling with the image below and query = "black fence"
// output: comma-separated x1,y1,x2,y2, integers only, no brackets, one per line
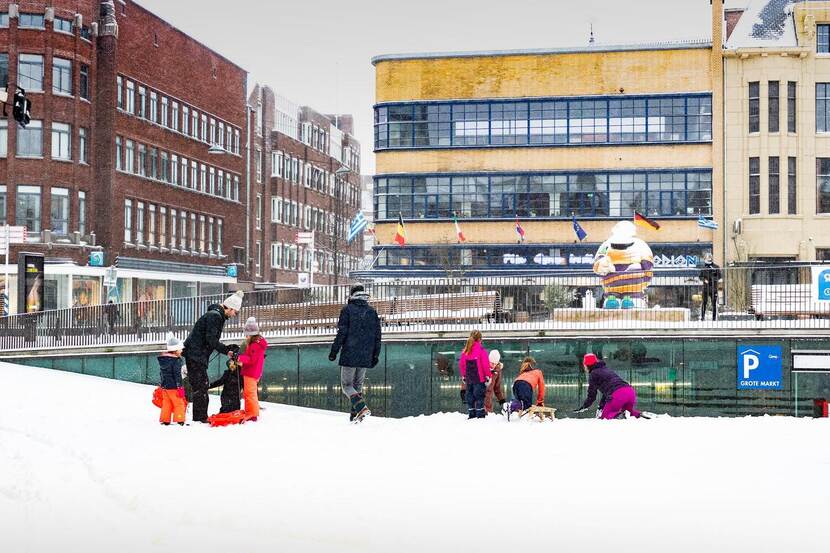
1,264,828,352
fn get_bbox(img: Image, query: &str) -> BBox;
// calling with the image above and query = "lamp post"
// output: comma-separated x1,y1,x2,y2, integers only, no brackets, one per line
333,166,352,287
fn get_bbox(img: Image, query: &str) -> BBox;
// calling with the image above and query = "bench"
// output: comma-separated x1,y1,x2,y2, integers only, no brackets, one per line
750,284,828,319
384,291,500,325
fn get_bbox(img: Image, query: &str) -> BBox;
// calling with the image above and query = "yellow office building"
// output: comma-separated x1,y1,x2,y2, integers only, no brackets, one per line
724,0,830,263
366,4,724,278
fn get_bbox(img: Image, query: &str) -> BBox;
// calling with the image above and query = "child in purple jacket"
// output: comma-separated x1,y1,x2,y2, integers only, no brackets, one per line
575,353,642,419
458,330,493,419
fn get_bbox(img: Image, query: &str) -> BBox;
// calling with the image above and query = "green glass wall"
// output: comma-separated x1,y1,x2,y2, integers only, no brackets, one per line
11,337,830,418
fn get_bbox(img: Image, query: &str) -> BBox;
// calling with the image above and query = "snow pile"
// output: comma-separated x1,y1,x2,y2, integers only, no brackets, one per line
1,362,828,553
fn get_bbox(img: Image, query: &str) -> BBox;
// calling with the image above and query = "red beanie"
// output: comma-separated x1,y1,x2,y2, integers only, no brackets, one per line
583,353,598,367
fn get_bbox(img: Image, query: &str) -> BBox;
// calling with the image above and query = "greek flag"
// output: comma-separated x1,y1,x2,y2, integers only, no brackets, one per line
347,211,368,243
697,216,718,230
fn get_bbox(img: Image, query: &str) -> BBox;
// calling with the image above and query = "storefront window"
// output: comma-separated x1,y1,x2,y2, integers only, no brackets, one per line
72,276,101,308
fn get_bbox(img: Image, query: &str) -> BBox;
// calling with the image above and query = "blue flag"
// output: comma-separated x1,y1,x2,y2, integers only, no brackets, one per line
697,216,718,230
347,211,368,243
572,215,587,241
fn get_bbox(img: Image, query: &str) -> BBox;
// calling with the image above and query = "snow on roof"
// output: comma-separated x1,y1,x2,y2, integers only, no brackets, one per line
725,0,799,48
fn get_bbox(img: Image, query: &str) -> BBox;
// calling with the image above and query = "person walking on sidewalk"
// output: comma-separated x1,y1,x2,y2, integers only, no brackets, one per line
329,285,382,422
574,353,642,420
458,330,493,419
183,291,243,423
699,253,722,321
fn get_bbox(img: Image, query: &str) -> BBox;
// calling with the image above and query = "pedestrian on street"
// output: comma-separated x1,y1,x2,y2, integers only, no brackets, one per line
699,252,722,321
329,285,382,422
183,290,243,423
458,330,492,419
574,353,642,420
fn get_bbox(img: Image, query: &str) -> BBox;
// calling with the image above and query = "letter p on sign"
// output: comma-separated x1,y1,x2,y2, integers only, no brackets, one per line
743,353,759,379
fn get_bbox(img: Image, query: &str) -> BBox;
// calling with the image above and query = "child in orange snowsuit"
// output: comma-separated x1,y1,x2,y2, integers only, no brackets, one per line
158,334,187,425
504,357,545,415
237,317,267,421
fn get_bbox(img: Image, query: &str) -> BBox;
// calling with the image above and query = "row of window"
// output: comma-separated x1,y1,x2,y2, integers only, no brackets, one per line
374,171,712,220
0,185,86,237
123,199,224,256
117,75,241,155
747,157,830,215
269,197,346,236
269,243,361,275
270,151,360,205
748,81,796,134
0,12,93,39
299,121,329,154
0,53,90,99
374,94,713,149
115,136,240,202
0,119,88,162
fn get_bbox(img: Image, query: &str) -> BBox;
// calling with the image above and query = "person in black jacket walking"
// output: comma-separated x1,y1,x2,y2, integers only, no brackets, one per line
183,291,243,423
699,253,722,321
329,285,382,422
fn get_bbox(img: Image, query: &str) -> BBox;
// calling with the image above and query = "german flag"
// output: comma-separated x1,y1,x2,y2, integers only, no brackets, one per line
394,213,407,246
634,211,660,231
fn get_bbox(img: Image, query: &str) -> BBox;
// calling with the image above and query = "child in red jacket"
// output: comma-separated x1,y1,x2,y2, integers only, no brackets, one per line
237,317,268,421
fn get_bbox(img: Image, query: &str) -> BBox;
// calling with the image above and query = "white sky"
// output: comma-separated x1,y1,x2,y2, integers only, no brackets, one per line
136,0,724,174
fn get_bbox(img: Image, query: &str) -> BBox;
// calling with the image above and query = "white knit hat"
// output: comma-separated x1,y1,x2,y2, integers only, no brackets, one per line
243,316,260,336
489,350,501,364
166,333,184,352
222,290,244,311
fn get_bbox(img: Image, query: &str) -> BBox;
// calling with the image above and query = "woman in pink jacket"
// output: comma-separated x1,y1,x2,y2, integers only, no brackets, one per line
458,330,492,419
237,317,268,421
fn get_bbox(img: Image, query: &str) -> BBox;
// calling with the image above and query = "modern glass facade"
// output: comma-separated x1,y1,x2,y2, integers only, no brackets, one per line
374,94,712,150
373,243,710,271
15,336,830,418
374,170,712,221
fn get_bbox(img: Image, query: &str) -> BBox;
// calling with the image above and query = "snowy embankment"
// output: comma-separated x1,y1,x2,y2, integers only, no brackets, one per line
1,362,828,553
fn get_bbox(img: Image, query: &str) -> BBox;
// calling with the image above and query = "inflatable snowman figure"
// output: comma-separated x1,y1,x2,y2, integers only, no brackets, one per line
592,221,654,309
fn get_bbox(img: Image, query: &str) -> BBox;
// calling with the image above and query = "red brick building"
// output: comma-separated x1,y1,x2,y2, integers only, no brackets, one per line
250,84,363,287
0,0,248,313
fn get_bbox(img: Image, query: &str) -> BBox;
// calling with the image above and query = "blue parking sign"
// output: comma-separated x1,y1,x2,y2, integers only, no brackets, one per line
737,345,783,390
819,269,830,301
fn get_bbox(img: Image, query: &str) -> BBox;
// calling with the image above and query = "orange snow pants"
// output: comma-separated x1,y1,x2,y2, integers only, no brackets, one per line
243,376,260,418
160,389,186,424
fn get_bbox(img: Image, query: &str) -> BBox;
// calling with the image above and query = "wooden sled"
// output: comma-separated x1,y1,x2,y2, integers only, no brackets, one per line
519,405,556,421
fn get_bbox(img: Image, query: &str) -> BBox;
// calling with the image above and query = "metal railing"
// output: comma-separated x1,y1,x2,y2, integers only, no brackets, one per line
1,264,828,353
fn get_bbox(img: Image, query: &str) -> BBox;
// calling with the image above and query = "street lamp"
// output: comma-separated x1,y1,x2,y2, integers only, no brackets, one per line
333,166,353,286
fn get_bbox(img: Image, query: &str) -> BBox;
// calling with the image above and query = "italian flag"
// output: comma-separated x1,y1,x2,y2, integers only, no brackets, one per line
394,213,407,246
453,216,466,243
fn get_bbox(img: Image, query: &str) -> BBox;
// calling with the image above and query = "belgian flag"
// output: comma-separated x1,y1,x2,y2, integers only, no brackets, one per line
394,213,407,246
634,211,660,231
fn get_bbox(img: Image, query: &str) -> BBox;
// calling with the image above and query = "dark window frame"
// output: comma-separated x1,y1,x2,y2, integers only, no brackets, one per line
374,93,712,151
768,156,780,214
768,81,779,133
749,82,760,133
787,81,796,133
749,157,760,215
817,158,830,214
788,156,797,215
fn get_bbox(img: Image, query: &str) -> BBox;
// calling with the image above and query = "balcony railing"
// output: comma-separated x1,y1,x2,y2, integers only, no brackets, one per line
1,264,828,353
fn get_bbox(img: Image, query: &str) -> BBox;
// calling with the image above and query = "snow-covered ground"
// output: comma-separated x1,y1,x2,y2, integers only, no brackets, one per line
1,361,828,553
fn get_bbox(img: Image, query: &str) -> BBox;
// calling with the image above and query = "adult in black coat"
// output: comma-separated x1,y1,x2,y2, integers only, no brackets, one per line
699,253,722,321
329,285,382,421
183,291,243,422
